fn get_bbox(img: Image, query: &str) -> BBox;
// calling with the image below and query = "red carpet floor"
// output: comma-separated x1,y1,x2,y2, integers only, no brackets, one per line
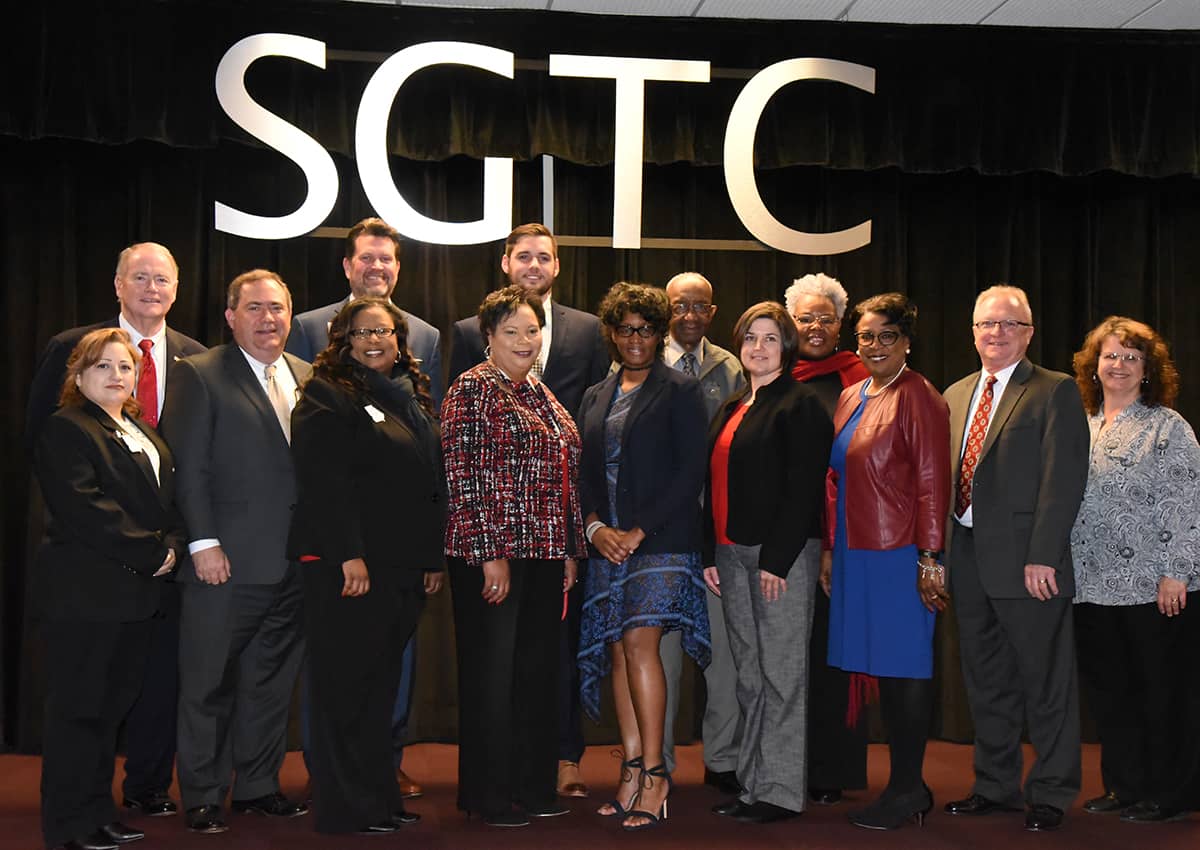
1,742,1196,849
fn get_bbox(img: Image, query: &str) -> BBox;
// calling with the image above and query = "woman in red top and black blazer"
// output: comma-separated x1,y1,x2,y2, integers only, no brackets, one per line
35,328,183,850
441,286,586,828
703,302,833,824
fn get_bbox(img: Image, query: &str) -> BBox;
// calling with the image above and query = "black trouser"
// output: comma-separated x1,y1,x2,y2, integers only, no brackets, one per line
1075,601,1198,805
450,557,561,816
807,587,869,790
303,560,424,833
42,617,152,848
557,560,586,764
121,582,180,799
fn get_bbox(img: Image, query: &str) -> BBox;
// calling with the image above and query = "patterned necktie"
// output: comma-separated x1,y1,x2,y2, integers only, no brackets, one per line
264,363,292,444
137,339,158,427
679,351,698,377
956,374,996,517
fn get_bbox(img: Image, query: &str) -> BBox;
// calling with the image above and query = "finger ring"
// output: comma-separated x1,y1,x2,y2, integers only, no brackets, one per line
490,585,499,591
1172,598,1179,604
1039,578,1047,584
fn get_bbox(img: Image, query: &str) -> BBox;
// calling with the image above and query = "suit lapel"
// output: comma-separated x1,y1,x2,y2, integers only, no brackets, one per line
223,346,291,450
619,363,668,447
543,302,568,381
90,405,162,499
948,371,979,481
977,359,1032,464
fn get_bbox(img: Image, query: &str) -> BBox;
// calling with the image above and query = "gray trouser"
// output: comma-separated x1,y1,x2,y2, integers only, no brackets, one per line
716,540,818,812
659,631,682,773
701,582,742,771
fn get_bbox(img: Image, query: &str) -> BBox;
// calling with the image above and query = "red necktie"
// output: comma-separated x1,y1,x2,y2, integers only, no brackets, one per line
955,374,996,517
137,338,158,427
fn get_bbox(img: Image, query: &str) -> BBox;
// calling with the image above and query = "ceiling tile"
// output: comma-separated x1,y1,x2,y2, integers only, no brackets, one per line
847,0,1002,25
1122,0,1200,29
552,0,701,14
981,0,1157,28
694,0,847,20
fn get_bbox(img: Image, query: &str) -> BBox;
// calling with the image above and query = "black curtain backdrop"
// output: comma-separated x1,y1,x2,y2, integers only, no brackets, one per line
2,0,1197,751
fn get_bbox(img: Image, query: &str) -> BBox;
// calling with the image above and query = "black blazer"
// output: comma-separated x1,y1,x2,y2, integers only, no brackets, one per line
26,317,206,451
703,373,833,577
578,360,707,557
287,373,445,582
448,300,610,418
34,403,185,622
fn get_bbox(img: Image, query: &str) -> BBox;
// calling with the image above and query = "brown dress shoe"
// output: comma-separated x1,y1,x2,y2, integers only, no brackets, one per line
557,760,589,798
397,769,423,799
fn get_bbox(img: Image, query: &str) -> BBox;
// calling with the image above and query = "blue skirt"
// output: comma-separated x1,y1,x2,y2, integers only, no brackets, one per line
577,552,711,722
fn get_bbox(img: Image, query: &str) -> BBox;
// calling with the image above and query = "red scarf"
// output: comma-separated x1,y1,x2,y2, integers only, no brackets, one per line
790,349,870,388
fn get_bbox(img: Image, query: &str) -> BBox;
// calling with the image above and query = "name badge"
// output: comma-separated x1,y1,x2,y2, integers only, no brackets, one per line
364,404,385,423
120,432,145,453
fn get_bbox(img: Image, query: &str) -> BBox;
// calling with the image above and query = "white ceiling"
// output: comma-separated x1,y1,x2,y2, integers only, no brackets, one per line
353,0,1200,30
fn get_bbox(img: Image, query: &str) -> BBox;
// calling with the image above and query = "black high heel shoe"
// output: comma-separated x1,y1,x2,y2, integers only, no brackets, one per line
622,763,673,832
848,784,934,830
598,755,644,818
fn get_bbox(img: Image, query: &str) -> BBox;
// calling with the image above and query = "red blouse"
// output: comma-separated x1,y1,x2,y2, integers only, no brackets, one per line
709,402,751,546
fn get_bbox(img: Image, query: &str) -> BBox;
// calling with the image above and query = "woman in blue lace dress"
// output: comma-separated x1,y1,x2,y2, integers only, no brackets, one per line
577,283,710,831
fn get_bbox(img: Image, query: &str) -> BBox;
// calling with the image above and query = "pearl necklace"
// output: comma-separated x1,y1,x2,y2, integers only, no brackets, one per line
866,362,907,396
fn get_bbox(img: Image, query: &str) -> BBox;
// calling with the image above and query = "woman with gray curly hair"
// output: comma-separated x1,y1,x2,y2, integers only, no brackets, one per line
781,273,871,806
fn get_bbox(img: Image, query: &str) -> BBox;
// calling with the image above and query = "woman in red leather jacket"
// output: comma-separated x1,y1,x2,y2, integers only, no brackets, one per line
822,292,951,830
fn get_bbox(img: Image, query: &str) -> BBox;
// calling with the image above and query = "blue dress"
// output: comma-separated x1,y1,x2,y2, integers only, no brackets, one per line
827,383,934,679
577,385,711,721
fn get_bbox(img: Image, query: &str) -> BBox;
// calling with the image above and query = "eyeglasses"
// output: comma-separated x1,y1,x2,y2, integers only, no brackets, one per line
854,330,901,346
348,327,397,339
615,324,658,339
973,319,1032,332
671,302,714,317
792,313,839,328
1100,352,1145,363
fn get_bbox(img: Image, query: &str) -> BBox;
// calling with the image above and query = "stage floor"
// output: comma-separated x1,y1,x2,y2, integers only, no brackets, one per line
1,742,1195,849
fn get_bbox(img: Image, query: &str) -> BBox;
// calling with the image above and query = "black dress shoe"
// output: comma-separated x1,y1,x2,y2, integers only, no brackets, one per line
704,768,742,796
733,800,803,824
98,822,144,843
1119,801,1191,823
482,811,531,827
809,787,843,805
711,798,751,817
185,804,229,834
391,808,421,825
357,821,400,835
59,831,118,850
944,793,1021,816
122,792,177,817
231,791,308,817
522,803,570,817
1084,791,1133,814
1024,803,1064,831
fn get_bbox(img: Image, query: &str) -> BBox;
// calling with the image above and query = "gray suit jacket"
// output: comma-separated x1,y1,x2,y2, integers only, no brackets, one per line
161,344,312,585
286,298,443,405
944,358,1089,598
609,337,746,424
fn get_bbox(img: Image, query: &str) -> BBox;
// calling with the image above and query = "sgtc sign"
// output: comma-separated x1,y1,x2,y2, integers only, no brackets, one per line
216,34,874,255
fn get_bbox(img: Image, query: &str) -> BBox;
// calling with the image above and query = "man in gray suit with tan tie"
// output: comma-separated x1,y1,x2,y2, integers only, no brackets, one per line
942,285,1089,833
162,270,313,835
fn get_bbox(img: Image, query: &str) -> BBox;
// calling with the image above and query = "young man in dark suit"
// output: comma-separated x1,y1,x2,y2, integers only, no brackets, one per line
162,270,312,834
448,223,609,797
26,242,205,819
942,285,1089,832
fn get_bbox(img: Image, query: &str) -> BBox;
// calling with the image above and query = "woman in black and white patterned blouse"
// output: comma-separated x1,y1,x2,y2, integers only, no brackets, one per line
1070,316,1200,824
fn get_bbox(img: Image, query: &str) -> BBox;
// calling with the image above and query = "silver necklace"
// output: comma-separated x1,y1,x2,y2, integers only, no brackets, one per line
866,362,907,396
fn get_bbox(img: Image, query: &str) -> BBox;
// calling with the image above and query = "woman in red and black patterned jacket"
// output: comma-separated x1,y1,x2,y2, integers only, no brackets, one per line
442,285,587,828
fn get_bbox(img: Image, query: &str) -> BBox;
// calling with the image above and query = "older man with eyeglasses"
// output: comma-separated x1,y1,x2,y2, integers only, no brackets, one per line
942,285,1089,833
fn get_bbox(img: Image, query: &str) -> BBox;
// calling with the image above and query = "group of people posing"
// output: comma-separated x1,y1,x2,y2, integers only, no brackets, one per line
26,218,1200,850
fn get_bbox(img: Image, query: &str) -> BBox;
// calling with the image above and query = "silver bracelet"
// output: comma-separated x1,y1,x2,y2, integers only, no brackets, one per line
919,561,945,580
585,520,606,543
